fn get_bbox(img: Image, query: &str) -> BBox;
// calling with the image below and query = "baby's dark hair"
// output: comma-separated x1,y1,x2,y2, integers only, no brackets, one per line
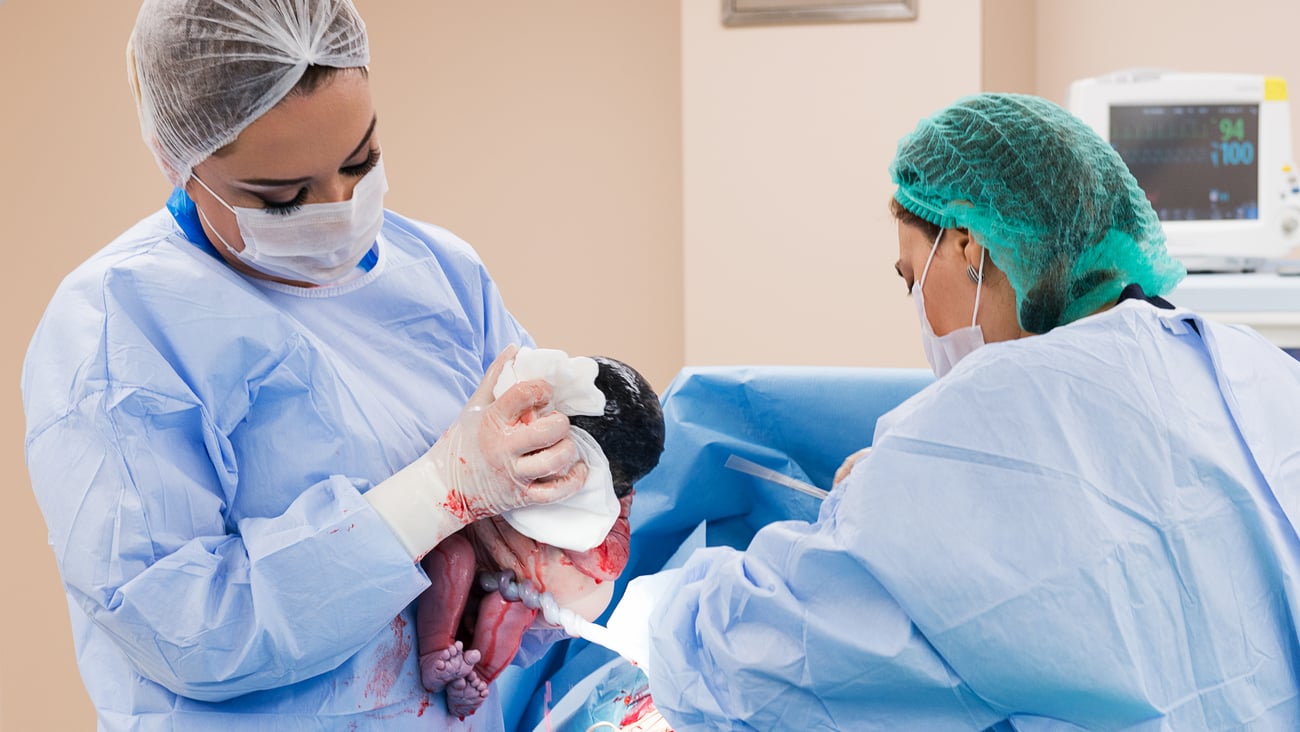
570,357,665,497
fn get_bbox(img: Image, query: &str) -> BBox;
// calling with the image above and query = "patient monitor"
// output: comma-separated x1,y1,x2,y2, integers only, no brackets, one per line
1069,70,1300,271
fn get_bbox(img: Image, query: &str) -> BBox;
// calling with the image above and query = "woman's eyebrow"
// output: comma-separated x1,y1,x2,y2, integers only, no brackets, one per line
238,174,312,187
237,115,379,187
345,115,378,161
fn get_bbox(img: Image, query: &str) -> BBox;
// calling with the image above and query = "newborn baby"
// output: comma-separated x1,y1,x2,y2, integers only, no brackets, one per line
415,354,665,718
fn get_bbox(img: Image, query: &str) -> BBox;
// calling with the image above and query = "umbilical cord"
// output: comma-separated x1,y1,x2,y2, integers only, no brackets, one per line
478,570,587,639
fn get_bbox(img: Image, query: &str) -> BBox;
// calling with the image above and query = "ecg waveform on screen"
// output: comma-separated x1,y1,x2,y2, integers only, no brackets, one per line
1110,104,1260,222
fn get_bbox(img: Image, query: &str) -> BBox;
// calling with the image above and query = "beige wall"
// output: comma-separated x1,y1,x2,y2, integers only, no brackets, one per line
376,1,685,391
982,0,1036,95
2,3,167,729
680,0,982,370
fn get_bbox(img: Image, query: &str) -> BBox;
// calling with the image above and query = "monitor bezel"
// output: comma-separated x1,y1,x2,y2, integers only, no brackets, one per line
1069,72,1295,265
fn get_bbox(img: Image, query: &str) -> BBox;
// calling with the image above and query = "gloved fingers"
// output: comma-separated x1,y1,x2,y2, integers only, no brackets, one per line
522,460,589,506
488,378,554,425
503,411,571,457
511,434,580,482
466,345,521,409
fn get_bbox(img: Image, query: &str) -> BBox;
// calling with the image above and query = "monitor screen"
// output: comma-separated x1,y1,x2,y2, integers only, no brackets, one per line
1109,103,1260,222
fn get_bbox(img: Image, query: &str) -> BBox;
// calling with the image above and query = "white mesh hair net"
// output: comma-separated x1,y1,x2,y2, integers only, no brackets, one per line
127,0,370,187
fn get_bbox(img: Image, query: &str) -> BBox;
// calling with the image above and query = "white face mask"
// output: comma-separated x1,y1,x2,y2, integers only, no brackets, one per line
192,159,389,285
914,228,986,378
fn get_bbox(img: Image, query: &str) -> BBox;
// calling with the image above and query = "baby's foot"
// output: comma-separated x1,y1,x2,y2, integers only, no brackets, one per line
445,669,489,719
419,640,481,693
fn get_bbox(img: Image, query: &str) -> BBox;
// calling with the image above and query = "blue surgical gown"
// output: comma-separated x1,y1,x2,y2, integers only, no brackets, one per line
647,301,1300,730
22,205,556,730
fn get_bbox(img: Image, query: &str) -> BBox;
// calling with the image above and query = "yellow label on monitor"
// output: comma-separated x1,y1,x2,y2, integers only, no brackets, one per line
1265,77,1288,101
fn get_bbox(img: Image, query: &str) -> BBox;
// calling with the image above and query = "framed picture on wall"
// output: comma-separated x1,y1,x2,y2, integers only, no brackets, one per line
721,0,918,27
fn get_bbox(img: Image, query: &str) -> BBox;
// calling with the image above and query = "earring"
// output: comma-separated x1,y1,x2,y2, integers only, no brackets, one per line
966,264,982,284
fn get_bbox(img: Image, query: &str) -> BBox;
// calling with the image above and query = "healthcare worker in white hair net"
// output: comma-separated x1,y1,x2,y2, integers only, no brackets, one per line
623,94,1300,730
21,1,593,729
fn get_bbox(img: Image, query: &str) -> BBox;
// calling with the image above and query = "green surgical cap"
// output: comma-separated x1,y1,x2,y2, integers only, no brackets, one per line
890,93,1185,333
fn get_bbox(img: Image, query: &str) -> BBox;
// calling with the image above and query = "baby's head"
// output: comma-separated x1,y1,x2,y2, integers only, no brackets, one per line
469,356,664,619
571,357,665,497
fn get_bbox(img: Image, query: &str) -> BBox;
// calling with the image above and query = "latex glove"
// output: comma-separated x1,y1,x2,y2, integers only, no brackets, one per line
833,446,872,487
493,347,617,551
367,346,589,559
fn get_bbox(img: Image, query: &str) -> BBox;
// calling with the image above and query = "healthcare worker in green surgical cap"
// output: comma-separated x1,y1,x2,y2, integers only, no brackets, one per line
633,93,1300,731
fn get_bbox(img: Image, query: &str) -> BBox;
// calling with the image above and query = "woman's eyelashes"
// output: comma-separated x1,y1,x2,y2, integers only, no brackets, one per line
895,263,914,294
341,148,381,178
262,187,309,215
257,149,379,214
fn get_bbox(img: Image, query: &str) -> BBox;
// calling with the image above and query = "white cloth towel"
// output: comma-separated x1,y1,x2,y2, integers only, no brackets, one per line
495,347,617,551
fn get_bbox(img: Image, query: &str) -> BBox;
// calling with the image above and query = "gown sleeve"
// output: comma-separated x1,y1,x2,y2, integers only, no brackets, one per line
645,485,1001,731
26,385,430,703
